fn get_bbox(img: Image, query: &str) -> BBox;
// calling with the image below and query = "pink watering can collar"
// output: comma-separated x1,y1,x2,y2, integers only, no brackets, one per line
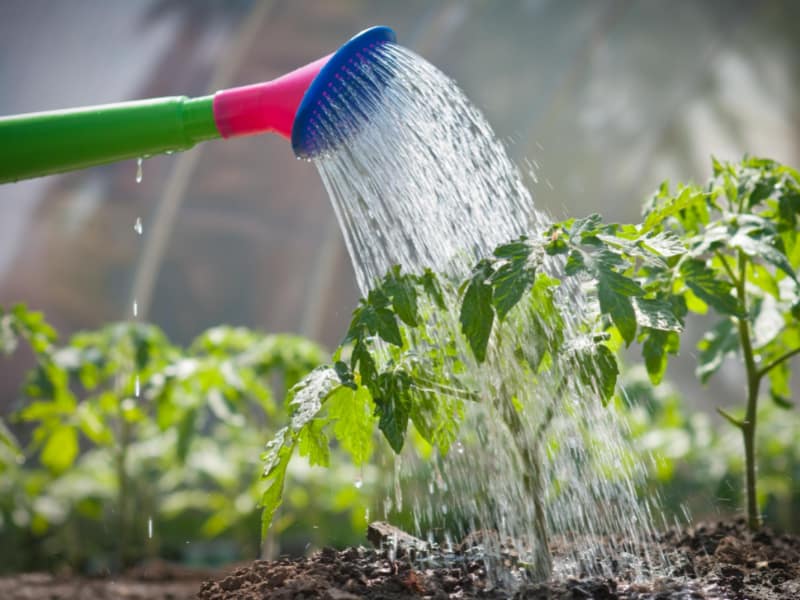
215,26,396,158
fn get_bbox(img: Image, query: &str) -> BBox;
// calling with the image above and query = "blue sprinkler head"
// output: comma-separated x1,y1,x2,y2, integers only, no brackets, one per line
291,26,397,159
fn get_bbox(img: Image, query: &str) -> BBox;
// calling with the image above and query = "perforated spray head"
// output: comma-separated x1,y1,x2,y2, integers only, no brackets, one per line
291,26,396,158
212,26,396,159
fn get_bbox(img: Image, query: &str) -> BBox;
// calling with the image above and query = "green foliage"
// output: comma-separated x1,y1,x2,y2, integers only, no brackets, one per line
636,157,800,528
258,156,800,536
0,310,374,571
621,366,800,534
259,209,686,534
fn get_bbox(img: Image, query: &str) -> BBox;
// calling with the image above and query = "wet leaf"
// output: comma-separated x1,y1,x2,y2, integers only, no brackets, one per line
460,262,495,362
327,385,375,465
680,260,741,317
696,319,738,383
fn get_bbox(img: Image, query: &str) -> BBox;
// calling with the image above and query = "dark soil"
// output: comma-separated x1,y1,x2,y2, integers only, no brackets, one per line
198,520,800,599
2,520,797,598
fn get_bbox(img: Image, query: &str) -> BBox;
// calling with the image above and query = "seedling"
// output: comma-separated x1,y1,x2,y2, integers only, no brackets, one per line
260,156,800,572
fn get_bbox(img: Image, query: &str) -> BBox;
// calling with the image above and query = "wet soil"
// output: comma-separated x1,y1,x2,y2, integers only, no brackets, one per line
2,520,798,598
198,520,800,599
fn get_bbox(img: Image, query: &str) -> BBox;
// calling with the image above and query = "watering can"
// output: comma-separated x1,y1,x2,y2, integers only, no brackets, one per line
0,26,395,184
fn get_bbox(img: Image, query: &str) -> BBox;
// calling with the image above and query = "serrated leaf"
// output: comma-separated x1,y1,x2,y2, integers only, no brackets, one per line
327,385,375,465
597,270,642,346
261,426,289,475
575,342,618,404
642,186,706,233
421,269,446,309
641,329,679,385
373,307,402,346
460,263,495,362
730,231,796,281
260,443,293,539
680,259,741,317
383,266,419,327
696,319,738,383
491,260,535,321
572,214,603,239
297,419,330,467
374,372,411,453
287,367,337,431
766,361,792,410
333,360,357,390
493,238,532,260
640,231,686,258
377,397,409,454
565,250,585,275
632,297,683,332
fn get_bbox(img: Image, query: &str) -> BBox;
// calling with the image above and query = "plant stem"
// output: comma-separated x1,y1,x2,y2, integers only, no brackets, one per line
496,384,554,581
734,251,761,530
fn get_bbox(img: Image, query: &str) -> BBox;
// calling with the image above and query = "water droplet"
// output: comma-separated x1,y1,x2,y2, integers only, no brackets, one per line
354,477,363,489
456,440,464,454
147,517,153,539
134,217,143,235
134,376,140,398
135,158,143,183
132,300,138,317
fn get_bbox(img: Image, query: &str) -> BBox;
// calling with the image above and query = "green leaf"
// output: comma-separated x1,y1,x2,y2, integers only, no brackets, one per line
41,426,78,473
333,360,357,390
352,339,377,389
680,259,741,317
491,256,535,320
640,231,685,258
642,186,707,233
767,361,792,409
572,214,603,238
460,262,495,362
260,442,293,539
632,297,683,332
421,269,446,309
383,266,419,327
730,231,796,282
696,319,738,383
575,342,619,404
641,329,679,385
373,307,403,346
598,270,642,346
327,385,375,465
565,250,585,275
374,372,411,453
297,419,330,467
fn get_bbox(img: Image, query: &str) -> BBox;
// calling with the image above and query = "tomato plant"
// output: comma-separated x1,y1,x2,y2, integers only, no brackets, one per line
260,156,799,551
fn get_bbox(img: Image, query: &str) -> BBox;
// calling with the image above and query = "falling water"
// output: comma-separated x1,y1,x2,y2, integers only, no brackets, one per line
311,43,663,583
135,157,143,184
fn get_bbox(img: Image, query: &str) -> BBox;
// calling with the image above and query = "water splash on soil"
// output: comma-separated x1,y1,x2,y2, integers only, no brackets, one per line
311,43,663,584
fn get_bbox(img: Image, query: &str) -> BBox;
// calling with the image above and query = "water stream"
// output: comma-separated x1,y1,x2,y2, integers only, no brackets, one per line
311,43,663,584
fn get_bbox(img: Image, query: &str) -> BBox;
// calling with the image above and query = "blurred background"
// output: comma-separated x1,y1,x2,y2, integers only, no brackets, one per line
1,0,799,573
